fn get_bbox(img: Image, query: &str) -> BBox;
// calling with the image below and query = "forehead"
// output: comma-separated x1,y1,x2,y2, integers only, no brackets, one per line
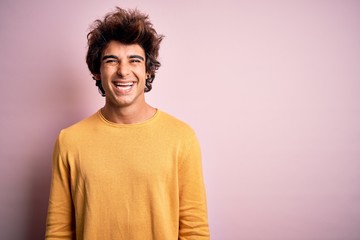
102,41,145,57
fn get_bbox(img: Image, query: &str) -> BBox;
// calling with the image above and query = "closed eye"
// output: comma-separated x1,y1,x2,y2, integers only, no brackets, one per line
102,55,119,64
129,55,145,63
130,59,141,63
105,59,118,63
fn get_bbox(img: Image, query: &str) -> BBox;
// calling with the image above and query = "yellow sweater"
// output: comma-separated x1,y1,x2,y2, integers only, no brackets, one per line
46,110,209,239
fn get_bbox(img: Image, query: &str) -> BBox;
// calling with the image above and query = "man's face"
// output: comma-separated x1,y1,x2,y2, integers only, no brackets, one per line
97,41,147,109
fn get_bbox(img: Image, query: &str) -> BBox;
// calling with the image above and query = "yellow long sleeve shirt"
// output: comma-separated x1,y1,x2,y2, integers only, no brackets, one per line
45,110,209,239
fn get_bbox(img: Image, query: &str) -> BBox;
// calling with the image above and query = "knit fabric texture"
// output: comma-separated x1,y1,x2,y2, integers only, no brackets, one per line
45,110,209,239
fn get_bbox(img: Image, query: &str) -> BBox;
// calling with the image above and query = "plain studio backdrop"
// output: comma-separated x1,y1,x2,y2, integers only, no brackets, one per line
1,0,360,239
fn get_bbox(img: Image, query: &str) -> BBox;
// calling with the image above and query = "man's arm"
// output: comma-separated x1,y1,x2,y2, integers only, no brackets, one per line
45,134,75,239
178,135,210,239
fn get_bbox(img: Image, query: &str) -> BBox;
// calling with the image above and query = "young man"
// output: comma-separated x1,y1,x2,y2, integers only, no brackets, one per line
45,7,209,239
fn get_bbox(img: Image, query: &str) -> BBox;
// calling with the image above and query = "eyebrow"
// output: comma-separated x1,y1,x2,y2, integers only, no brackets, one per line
102,54,145,61
102,55,118,61
129,55,145,61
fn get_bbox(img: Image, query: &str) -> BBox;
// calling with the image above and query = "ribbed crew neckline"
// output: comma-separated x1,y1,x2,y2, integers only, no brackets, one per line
97,108,161,128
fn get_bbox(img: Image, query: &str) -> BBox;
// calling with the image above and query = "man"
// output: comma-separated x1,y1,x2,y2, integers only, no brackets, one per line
45,7,209,239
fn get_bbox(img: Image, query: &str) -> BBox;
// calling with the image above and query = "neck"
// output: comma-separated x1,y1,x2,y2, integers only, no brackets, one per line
101,103,156,124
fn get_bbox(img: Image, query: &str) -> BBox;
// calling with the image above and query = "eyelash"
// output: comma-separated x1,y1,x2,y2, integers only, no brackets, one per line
105,59,118,63
105,59,141,64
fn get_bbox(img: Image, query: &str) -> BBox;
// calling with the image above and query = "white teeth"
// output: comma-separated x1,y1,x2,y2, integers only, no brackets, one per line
117,86,131,90
114,82,133,91
115,82,133,86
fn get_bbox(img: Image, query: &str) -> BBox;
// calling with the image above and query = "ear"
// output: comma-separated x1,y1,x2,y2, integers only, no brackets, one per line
93,74,101,80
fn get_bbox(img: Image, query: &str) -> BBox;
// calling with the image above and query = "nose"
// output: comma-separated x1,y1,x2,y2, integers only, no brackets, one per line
117,61,130,77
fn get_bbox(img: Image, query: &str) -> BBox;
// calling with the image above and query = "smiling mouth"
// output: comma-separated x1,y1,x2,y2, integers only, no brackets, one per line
114,82,134,91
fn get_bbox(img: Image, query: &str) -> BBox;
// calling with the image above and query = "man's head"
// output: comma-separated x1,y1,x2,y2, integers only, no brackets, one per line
86,7,164,96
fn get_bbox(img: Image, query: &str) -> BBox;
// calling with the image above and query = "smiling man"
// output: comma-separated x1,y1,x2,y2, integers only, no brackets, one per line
45,7,209,240
98,42,154,122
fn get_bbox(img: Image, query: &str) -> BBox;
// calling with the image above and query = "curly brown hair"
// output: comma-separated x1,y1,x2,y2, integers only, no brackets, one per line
86,7,164,95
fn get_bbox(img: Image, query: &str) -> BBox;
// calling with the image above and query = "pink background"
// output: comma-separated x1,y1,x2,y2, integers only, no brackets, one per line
1,0,360,239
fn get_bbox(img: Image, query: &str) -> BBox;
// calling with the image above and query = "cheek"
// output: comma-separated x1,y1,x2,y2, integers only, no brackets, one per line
135,67,147,80
101,67,116,79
